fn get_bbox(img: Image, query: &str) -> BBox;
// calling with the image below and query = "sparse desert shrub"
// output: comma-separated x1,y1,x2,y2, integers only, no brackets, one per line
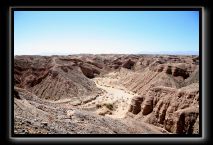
96,104,102,108
96,103,114,110
103,103,114,110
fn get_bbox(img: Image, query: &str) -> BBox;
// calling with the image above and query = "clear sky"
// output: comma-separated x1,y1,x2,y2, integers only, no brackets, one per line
14,11,199,55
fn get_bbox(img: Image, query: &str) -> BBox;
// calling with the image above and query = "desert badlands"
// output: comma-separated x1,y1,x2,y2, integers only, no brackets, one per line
14,54,199,134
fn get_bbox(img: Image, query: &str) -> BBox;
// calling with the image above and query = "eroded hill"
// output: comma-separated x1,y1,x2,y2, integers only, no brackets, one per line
14,54,199,134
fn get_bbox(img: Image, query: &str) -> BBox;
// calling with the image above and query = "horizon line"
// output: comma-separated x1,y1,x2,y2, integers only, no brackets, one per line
14,53,199,56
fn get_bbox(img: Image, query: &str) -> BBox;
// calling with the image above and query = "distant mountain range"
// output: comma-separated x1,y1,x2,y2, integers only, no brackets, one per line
137,50,199,55
14,50,199,56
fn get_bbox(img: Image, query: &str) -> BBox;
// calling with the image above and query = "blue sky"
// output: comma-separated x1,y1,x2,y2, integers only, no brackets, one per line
14,11,199,55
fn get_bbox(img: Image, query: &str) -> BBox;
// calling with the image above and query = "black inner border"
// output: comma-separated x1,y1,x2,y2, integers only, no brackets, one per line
10,7,202,138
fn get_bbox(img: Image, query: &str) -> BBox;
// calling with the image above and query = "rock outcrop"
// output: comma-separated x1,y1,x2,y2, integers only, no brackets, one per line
122,59,135,69
128,96,144,114
127,83,199,134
